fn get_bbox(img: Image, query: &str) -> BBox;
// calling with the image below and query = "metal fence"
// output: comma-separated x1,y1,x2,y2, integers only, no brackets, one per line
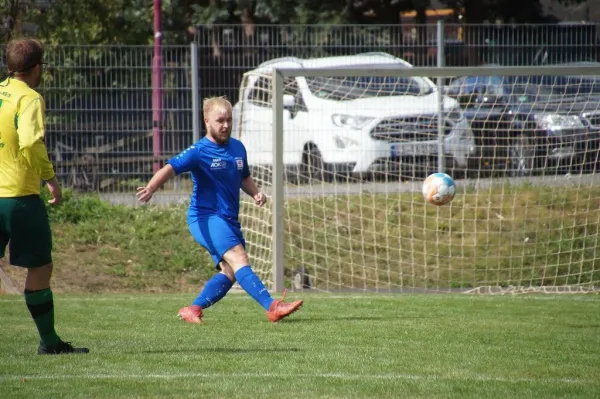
1,45,194,193
2,23,599,195
39,45,194,192
195,23,600,104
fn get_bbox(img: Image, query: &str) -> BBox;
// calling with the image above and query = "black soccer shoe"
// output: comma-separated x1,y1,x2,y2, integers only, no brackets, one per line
37,340,90,355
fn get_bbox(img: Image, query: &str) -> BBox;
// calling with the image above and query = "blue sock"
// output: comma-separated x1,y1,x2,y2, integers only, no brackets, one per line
192,273,233,309
234,265,274,310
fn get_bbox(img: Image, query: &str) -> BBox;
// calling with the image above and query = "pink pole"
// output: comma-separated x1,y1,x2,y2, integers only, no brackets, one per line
152,0,163,173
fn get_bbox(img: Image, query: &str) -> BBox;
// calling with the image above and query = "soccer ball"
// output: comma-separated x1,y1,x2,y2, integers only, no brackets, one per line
422,173,456,206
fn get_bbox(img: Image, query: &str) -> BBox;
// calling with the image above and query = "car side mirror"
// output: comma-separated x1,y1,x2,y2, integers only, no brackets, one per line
283,94,295,109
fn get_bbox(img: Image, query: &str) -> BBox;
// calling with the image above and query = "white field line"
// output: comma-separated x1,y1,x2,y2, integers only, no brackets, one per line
0,371,595,385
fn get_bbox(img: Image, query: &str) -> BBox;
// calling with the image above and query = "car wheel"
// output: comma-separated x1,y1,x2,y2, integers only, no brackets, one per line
302,145,328,183
509,135,536,177
250,165,272,187
576,139,599,175
466,146,490,179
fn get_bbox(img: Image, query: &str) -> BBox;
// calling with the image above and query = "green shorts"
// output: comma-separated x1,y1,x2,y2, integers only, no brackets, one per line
0,195,53,268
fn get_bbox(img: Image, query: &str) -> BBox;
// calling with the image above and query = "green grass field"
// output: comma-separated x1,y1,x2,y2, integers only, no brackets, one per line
3,183,598,293
1,293,599,398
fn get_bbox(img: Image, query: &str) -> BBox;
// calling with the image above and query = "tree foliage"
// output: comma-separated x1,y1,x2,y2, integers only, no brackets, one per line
4,0,193,44
1,0,592,45
440,0,588,23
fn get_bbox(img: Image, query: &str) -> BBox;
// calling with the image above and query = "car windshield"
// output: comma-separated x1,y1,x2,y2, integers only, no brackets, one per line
452,75,600,103
306,75,434,101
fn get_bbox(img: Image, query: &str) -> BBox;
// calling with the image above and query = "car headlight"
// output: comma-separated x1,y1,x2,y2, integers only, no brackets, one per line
332,114,374,130
534,113,583,130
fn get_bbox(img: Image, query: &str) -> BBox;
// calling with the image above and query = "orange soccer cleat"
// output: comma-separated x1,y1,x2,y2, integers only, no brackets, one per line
266,289,303,323
177,305,203,324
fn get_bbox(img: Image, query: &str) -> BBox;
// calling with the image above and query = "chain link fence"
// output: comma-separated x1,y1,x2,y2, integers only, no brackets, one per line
1,23,599,196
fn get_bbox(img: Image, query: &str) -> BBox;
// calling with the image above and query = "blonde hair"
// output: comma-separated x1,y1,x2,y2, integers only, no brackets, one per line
203,96,232,116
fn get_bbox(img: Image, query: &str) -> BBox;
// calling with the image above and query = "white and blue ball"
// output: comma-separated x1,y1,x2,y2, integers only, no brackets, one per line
422,173,456,206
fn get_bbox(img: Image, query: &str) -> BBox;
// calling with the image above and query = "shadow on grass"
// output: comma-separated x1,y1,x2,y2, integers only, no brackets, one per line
8,347,303,357
280,315,388,323
132,347,303,355
562,323,600,329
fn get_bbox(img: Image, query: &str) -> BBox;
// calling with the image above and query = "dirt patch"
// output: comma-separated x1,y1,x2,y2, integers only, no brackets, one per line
0,246,206,294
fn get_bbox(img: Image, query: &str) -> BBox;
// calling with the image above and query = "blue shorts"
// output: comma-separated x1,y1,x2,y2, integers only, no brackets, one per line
188,215,246,268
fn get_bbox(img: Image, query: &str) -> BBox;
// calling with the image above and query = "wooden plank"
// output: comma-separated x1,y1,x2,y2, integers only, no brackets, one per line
84,131,153,154
54,155,171,168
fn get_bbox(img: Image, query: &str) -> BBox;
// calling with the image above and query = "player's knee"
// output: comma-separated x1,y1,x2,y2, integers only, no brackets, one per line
222,245,250,268
223,270,236,283
31,263,53,277
219,263,236,282
25,263,53,290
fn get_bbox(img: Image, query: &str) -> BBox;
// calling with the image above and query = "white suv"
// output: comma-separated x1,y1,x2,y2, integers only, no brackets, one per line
231,52,475,179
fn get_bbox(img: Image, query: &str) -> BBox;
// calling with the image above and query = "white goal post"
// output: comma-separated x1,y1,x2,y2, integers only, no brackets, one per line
240,64,600,294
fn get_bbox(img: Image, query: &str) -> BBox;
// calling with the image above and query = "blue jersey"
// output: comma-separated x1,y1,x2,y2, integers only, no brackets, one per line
167,137,250,221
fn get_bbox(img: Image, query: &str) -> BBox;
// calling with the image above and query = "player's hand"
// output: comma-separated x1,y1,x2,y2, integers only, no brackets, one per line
136,186,154,203
254,192,267,207
46,177,62,206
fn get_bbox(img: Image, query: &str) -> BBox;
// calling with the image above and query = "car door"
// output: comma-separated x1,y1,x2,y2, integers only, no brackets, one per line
282,77,310,166
238,75,274,166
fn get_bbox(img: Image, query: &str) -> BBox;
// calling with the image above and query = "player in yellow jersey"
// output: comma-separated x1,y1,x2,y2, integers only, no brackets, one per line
0,39,88,355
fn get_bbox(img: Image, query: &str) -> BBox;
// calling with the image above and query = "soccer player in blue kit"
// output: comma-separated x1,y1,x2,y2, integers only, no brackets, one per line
136,96,303,323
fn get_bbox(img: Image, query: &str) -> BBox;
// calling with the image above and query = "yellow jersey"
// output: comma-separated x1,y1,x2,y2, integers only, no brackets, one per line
0,78,55,197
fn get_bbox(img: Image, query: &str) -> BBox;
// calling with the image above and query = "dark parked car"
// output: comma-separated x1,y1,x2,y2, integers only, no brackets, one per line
447,72,600,176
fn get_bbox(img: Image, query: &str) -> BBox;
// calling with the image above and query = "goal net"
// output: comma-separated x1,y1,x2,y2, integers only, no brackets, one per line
235,62,600,294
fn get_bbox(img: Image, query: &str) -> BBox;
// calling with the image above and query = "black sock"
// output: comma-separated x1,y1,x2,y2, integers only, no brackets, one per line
24,288,60,347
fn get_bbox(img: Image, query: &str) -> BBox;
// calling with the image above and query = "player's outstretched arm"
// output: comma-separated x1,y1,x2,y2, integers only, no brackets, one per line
241,176,267,207
136,164,175,203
